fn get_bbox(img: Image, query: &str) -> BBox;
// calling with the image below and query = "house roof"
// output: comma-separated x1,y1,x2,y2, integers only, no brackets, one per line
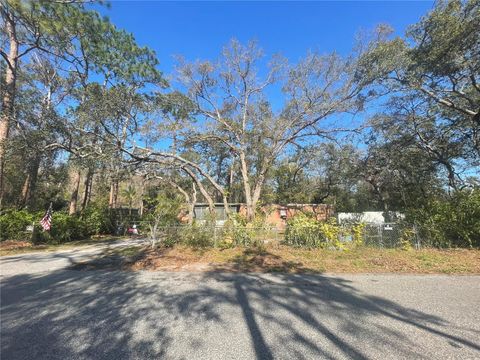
193,203,330,207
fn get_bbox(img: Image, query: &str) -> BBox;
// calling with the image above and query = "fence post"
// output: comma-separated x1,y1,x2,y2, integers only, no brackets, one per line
378,225,383,248
213,225,217,247
413,224,421,249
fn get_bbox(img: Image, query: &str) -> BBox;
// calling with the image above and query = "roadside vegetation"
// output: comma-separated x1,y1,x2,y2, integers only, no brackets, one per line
1,0,478,265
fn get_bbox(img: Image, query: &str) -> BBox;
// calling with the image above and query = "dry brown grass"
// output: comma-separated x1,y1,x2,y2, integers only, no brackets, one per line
127,244,480,274
0,240,36,252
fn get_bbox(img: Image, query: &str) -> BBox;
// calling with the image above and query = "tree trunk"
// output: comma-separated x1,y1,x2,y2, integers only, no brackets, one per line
139,180,144,216
251,173,266,217
109,179,119,209
239,153,269,223
228,158,235,202
20,174,30,208
183,167,215,217
0,10,19,208
20,155,41,208
109,182,115,208
189,183,197,224
239,153,255,222
113,181,118,208
69,169,81,215
81,168,94,211
443,161,459,191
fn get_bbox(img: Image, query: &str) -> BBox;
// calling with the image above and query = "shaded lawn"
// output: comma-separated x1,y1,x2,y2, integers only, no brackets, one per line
87,244,480,274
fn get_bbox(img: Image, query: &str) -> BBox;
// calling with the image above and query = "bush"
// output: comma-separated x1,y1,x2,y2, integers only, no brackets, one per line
0,207,116,244
351,222,366,246
47,212,88,244
407,189,480,248
222,218,255,247
0,210,38,241
178,223,215,248
82,206,115,235
284,213,345,249
143,194,184,247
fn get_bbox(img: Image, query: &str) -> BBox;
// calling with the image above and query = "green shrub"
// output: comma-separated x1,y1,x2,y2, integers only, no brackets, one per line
0,207,116,244
179,223,215,248
0,210,38,241
351,222,366,246
231,226,255,246
407,189,480,248
222,211,272,247
399,228,415,251
221,220,251,247
48,212,88,244
82,206,115,235
284,213,345,249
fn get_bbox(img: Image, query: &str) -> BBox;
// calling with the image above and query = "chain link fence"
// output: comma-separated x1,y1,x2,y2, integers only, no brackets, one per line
120,220,430,249
125,222,283,247
360,223,421,249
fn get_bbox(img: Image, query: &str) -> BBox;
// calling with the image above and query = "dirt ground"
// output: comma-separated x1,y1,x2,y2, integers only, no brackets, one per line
124,245,480,274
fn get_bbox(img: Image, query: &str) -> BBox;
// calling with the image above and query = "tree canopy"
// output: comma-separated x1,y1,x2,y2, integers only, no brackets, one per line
0,0,478,228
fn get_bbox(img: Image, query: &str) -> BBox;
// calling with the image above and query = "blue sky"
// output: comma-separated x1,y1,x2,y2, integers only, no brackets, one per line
94,1,435,151
98,1,434,74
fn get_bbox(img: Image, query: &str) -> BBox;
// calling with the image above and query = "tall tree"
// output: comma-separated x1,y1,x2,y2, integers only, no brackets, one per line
359,0,480,163
0,0,163,207
168,39,372,221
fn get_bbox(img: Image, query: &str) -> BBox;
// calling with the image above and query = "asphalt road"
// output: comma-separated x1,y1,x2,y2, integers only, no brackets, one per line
1,244,479,359
0,238,149,276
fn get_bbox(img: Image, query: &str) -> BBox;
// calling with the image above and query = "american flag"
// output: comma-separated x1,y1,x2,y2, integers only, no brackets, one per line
40,203,53,231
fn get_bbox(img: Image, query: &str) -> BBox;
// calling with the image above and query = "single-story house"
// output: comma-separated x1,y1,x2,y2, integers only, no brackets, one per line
189,203,334,229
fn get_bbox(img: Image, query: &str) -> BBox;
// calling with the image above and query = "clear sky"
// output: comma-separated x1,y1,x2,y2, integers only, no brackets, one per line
97,1,435,74
94,1,435,151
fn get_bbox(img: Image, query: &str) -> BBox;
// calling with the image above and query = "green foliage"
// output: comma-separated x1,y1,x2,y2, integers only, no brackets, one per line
284,213,345,249
222,223,255,247
148,206,272,249
0,207,116,244
121,185,137,209
351,222,366,246
0,210,38,241
143,193,183,247
160,222,265,249
7,0,163,84
177,223,215,248
361,0,480,179
48,213,88,244
230,226,255,247
400,228,415,251
408,190,480,248
143,193,182,227
81,206,115,235
222,210,272,247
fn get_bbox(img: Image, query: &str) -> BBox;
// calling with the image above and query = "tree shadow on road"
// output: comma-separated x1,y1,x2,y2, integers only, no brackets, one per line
1,268,479,359
211,272,480,359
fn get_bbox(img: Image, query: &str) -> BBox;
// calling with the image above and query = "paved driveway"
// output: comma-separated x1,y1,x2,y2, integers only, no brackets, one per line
1,245,479,359
0,238,149,276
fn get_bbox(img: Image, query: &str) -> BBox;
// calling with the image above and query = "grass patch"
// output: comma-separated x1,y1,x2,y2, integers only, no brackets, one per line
69,245,147,271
